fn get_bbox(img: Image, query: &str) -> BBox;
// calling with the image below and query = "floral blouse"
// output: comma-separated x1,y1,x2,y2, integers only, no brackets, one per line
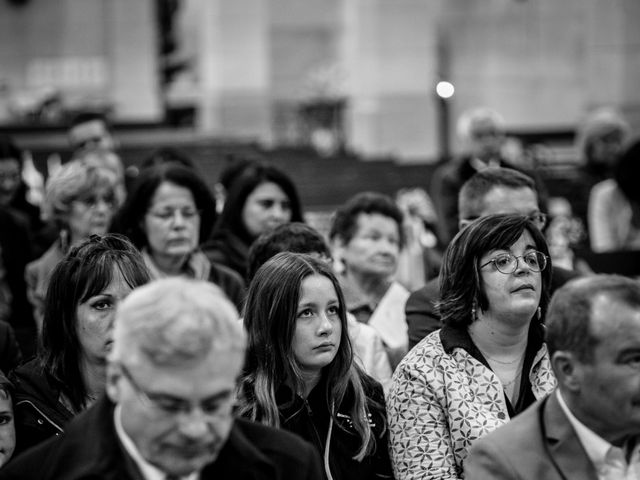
387,324,556,479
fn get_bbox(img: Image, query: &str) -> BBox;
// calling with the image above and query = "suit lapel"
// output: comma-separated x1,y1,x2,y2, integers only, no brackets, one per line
543,393,598,480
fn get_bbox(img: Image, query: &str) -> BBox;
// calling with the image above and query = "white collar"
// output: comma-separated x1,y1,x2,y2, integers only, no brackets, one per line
556,390,621,471
114,404,198,480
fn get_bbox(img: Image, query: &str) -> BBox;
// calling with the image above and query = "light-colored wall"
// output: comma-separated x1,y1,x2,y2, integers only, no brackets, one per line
0,0,161,121
1,0,639,160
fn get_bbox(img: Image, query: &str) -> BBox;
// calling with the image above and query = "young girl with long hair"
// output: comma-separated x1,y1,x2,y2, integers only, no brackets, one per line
237,252,393,480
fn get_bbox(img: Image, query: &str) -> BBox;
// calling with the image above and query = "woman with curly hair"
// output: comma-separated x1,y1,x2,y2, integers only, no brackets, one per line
237,252,392,480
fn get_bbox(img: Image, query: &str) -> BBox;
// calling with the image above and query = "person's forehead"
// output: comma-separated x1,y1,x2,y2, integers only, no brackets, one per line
479,186,538,216
590,295,640,347
133,349,243,393
356,212,399,233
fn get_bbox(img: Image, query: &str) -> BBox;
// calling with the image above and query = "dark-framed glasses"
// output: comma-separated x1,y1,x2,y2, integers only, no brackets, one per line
480,250,548,274
119,363,229,419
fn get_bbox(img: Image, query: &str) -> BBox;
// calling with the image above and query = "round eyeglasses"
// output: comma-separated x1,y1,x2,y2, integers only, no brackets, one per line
480,251,548,274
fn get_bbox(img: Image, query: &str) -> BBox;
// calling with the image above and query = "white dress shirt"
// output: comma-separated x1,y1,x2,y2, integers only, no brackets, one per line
557,390,640,480
114,405,199,480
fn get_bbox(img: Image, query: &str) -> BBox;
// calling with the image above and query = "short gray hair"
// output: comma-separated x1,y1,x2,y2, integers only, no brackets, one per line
109,278,246,367
546,274,640,362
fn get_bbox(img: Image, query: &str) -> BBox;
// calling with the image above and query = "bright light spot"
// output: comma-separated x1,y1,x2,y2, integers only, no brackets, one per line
436,81,455,99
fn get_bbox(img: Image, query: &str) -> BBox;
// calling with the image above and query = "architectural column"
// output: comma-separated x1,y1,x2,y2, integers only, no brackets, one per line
108,0,163,121
194,0,271,142
340,0,442,161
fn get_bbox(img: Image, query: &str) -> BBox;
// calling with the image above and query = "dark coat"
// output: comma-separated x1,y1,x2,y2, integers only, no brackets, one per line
208,260,247,311
0,395,324,480
203,229,251,283
0,208,37,357
405,265,581,351
464,391,598,480
9,359,74,456
274,376,394,480
0,320,21,375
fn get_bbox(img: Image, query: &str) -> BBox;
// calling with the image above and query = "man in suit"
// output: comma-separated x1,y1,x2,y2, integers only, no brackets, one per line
406,167,579,349
464,274,640,479
1,278,323,480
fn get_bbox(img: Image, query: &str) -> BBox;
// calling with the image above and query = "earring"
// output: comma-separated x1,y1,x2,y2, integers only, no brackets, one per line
471,300,478,322
536,307,542,321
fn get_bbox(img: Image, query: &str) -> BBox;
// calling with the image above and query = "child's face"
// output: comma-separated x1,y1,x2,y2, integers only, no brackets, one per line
0,395,15,468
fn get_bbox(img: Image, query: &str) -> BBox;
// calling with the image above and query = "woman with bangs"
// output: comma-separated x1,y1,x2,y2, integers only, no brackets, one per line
26,160,122,333
237,252,393,480
12,234,150,455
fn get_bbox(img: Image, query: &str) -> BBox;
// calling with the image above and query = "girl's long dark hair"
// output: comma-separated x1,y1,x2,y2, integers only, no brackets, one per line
237,252,378,460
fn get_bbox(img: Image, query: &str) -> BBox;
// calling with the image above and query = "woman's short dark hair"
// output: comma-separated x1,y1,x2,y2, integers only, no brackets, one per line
40,234,150,411
113,163,217,249
438,214,552,329
214,163,304,244
329,191,405,248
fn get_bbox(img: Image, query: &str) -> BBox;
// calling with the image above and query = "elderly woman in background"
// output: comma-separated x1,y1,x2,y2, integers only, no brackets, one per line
329,192,409,370
113,163,244,310
11,234,149,455
203,162,304,281
26,160,121,332
387,214,557,479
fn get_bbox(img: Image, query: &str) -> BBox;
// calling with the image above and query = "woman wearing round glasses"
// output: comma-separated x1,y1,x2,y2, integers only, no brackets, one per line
113,163,244,310
387,214,557,479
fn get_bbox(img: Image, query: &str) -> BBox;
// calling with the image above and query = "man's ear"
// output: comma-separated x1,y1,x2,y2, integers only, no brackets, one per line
105,362,123,403
551,351,583,393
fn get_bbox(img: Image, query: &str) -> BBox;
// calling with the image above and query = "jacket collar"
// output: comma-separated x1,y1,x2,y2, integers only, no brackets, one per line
439,320,545,366
542,391,599,480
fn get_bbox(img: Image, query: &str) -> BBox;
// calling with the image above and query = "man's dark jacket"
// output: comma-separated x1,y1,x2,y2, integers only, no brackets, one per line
0,395,324,480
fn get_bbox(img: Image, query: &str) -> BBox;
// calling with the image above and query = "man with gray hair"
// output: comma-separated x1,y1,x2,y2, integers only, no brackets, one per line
465,274,640,479
1,278,323,479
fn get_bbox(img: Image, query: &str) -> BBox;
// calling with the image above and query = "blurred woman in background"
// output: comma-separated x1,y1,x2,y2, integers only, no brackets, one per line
203,163,304,281
26,160,121,333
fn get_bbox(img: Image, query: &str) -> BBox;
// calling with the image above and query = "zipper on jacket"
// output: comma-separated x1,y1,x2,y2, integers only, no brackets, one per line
16,400,64,434
303,399,325,451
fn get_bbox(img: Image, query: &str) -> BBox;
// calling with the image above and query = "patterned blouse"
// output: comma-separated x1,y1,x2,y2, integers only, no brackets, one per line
387,324,556,479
